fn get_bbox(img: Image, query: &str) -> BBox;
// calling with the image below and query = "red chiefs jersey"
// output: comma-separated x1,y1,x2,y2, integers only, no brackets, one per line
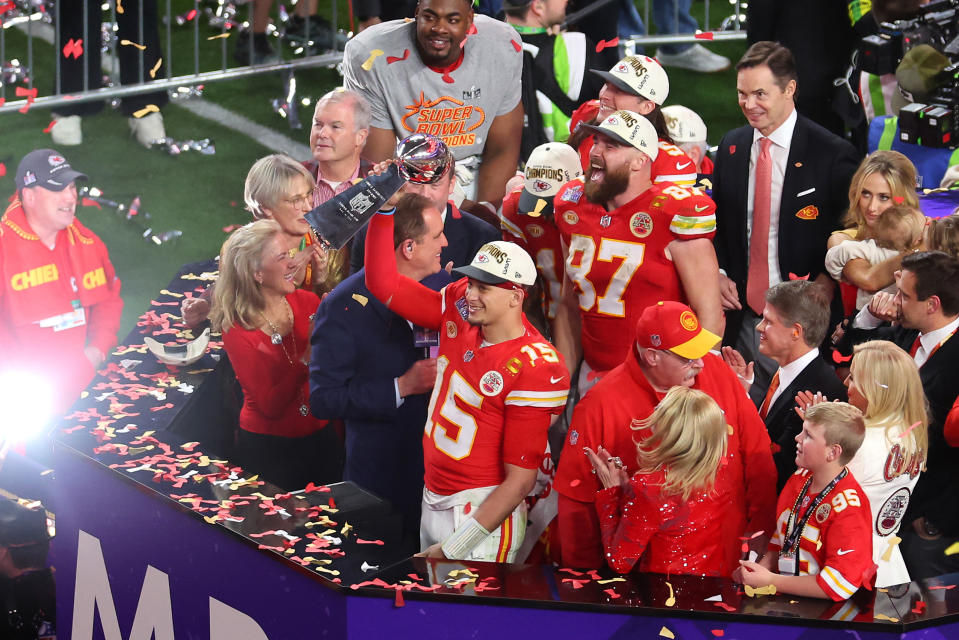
553,178,717,372
424,278,569,496
570,100,697,186
769,469,876,601
500,189,564,321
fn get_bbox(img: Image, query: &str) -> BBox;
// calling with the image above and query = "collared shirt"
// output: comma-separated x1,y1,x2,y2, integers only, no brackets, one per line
312,162,362,207
915,316,959,368
747,107,798,288
769,347,820,408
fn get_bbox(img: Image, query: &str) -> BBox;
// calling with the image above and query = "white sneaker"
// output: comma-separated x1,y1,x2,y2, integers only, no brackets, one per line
50,114,82,146
656,44,730,73
128,111,167,148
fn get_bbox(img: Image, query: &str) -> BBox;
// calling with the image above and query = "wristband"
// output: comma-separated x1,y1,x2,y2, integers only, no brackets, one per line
441,517,492,560
378,207,396,215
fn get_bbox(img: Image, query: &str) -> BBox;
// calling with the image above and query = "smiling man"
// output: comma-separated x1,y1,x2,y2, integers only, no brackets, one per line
552,110,723,394
305,89,372,207
711,41,860,392
342,0,523,226
0,149,122,417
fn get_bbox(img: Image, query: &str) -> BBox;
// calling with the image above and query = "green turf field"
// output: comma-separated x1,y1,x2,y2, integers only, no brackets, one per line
0,1,747,336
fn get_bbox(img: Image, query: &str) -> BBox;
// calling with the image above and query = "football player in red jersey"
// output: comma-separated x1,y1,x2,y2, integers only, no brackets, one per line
365,193,570,562
501,142,583,337
553,110,723,391
568,55,698,186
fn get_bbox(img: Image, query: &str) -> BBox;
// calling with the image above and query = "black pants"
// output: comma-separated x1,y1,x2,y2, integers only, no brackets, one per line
56,0,168,116
236,427,344,492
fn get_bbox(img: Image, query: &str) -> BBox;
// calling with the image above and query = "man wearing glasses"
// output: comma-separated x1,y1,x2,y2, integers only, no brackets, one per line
553,301,777,570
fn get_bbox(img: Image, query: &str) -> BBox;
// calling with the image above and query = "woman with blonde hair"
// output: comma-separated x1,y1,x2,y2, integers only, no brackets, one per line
211,219,342,490
586,387,729,576
803,339,928,586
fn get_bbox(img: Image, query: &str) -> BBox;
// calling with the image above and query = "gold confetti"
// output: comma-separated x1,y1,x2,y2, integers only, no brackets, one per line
132,104,160,118
117,0,124,13
361,49,384,70
530,198,547,217
789,600,799,604
81,391,90,398
659,627,675,639
447,569,479,579
203,515,218,524
316,565,340,576
946,541,959,556
744,584,777,597
816,538,822,551
352,293,369,306
665,581,676,607
149,58,162,78
207,33,231,40
881,536,902,562
727,424,734,435
120,39,147,50
875,614,899,623
699,178,713,189
597,577,627,585
341,522,353,536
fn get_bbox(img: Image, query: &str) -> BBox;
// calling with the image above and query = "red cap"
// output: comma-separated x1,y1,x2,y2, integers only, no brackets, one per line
635,301,720,359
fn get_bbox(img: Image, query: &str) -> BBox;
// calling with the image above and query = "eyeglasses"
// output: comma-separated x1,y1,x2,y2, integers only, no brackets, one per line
283,190,314,207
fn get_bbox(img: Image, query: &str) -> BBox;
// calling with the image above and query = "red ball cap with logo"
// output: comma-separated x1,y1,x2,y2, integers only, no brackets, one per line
635,301,720,360
15,148,88,192
453,241,538,286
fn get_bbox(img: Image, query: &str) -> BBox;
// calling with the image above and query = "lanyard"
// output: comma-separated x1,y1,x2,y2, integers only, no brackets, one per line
781,468,847,563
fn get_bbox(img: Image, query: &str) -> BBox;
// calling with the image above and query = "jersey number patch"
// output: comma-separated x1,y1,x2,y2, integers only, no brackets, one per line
426,357,482,460
567,235,645,316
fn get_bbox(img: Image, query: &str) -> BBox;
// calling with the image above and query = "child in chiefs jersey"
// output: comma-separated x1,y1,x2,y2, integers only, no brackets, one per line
365,193,570,563
737,402,876,600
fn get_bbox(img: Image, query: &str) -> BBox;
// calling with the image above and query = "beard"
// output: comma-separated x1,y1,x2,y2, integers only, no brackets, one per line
585,162,631,205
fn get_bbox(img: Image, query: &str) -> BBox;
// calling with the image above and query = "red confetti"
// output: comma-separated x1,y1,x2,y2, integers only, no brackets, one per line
15,86,37,99
222,224,242,233
900,421,922,438
911,600,927,614
569,479,581,487
442,71,454,84
185,8,197,20
559,568,585,576
894,196,905,204
788,272,809,281
0,163,5,177
603,588,621,599
394,588,405,607
729,145,737,155
356,538,385,545
511,40,521,52
463,502,471,514
329,497,336,509
81,197,101,209
832,350,852,364
929,584,956,590
711,631,725,637
63,38,83,59
387,49,410,64
150,403,175,412
713,601,736,612
0,98,4,107
694,32,715,40
42,120,56,133
595,37,619,53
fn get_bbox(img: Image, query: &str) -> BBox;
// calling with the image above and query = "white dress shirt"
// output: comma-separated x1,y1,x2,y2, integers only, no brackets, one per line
914,316,959,368
768,347,820,409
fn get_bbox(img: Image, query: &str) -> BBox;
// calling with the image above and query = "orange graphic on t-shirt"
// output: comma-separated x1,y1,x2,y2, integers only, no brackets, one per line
401,92,486,148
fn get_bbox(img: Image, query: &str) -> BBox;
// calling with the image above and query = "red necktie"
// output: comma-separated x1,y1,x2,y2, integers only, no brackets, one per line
909,335,922,358
747,137,774,315
759,369,781,421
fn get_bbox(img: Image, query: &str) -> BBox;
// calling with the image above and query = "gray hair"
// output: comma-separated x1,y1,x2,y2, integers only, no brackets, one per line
243,154,315,219
317,88,371,132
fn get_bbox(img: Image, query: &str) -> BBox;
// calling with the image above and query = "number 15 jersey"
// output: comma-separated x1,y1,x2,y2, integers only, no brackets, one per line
554,179,716,372
424,278,570,496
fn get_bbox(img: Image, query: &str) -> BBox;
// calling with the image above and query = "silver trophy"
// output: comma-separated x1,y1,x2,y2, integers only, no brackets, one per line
304,134,453,251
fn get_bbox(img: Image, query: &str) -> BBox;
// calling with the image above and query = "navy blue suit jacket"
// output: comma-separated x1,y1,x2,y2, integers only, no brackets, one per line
309,268,450,531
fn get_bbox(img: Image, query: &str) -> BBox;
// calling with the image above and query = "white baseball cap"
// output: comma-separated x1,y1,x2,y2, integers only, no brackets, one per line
662,105,707,143
519,143,583,217
454,241,537,286
591,55,669,105
580,110,659,161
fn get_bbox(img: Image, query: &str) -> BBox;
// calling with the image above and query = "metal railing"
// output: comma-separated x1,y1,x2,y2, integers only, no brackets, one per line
0,0,346,115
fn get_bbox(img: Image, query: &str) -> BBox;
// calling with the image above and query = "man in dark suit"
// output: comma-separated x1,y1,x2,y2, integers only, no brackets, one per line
712,41,860,392
723,280,847,490
848,251,959,580
310,194,451,554
350,151,500,273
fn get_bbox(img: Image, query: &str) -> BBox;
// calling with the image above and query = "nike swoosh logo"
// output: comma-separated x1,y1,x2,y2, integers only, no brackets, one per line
836,548,854,556
550,376,565,384
694,205,710,212
675,161,692,170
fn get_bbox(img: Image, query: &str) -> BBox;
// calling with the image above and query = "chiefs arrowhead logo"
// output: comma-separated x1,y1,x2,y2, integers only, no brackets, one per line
796,205,819,220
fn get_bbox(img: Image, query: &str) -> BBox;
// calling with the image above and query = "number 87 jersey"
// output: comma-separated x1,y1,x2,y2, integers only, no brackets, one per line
423,278,570,497
554,178,717,373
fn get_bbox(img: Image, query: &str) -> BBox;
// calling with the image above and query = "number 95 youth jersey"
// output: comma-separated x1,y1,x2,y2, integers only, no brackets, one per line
424,278,570,496
554,179,717,372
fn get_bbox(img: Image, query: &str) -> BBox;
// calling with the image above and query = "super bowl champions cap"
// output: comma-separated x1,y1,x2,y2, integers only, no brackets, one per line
580,110,659,161
453,241,537,286
518,143,583,217
591,55,669,105
16,149,88,192
662,105,707,143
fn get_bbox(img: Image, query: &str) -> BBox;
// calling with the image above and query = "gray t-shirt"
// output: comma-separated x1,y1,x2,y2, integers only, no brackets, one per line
342,15,522,161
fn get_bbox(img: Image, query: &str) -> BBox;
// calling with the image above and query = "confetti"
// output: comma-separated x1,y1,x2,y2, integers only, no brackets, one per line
394,589,405,607
874,614,899,622
441,71,454,84
711,631,724,637
899,422,922,439
387,49,410,64
117,0,123,13
351,293,369,306
63,38,83,59
569,479,581,487
788,272,809,281
894,196,905,204
929,584,956,590
832,350,853,365
596,38,619,52
0,163,5,177
356,538,384,545
603,588,621,599
207,33,231,40
360,561,379,572
694,32,715,40
912,600,927,615
133,104,161,118
596,577,626,585
665,581,675,607
340,522,352,536
43,120,56,133
659,627,675,639
713,601,736,612
15,86,37,114
744,584,776,597
880,536,901,562
361,49,384,71
149,58,162,78
121,39,147,50
945,541,959,556
511,40,521,52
